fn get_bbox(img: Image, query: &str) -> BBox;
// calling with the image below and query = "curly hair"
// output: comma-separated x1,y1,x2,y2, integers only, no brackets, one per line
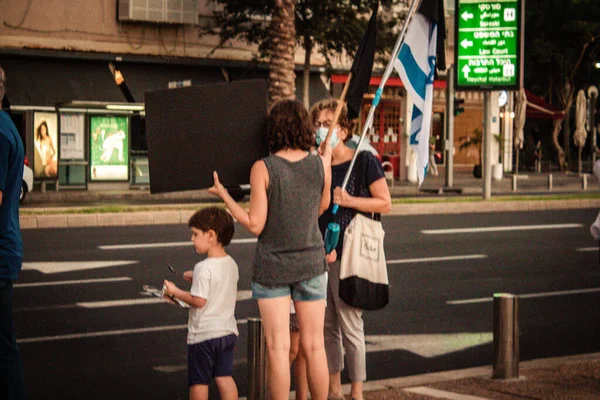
309,99,355,143
188,207,235,246
266,99,314,153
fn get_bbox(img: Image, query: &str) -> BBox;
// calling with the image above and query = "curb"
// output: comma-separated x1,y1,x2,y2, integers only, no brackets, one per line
357,352,600,394
19,198,599,230
239,352,600,400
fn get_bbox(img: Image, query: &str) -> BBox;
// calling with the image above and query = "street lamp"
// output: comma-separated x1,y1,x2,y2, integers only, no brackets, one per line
594,61,600,69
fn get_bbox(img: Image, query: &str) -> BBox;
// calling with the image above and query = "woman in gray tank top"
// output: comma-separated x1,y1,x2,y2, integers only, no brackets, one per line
209,100,332,400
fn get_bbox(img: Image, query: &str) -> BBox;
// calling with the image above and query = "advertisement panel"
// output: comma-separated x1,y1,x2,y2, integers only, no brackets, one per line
60,113,85,160
89,116,129,181
33,112,59,180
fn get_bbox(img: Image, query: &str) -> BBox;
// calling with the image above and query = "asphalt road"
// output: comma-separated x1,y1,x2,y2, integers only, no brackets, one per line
17,208,600,399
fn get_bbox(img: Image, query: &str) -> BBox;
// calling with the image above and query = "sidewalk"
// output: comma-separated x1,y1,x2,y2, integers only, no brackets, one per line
357,353,600,400
19,171,600,229
23,170,599,206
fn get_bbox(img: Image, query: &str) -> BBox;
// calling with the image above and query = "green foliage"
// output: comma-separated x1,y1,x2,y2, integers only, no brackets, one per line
524,0,600,105
204,0,406,68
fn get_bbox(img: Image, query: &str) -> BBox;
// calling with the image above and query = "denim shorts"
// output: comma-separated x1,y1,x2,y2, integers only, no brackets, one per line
252,272,327,301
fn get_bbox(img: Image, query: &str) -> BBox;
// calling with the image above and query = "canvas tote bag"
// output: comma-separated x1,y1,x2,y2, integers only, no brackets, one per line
338,152,389,310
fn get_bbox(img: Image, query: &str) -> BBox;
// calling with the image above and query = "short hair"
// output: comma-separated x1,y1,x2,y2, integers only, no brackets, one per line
0,66,6,100
188,207,235,246
309,99,355,143
266,99,314,153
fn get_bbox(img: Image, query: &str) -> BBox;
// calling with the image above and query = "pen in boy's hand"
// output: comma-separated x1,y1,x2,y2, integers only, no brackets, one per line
167,262,178,275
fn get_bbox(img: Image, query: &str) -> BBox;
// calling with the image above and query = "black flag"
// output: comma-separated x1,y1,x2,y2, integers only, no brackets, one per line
346,3,378,120
418,0,447,71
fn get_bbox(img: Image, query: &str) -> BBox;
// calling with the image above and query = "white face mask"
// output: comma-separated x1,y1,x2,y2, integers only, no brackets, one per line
315,127,340,148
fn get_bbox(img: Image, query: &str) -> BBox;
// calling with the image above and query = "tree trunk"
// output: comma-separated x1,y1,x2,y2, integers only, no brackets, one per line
302,35,312,109
268,0,296,106
551,118,566,172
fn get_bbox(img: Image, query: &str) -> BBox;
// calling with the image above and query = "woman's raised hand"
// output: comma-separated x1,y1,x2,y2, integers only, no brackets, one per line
208,171,228,198
318,138,333,167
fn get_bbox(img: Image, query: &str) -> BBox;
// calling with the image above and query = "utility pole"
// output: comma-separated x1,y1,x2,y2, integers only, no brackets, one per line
588,86,598,163
483,91,492,200
445,65,455,188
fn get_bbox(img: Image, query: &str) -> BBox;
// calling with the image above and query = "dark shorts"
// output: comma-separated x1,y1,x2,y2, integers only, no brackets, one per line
188,334,237,386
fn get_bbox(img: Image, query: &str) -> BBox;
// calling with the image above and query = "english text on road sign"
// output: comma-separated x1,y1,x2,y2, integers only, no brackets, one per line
455,0,523,90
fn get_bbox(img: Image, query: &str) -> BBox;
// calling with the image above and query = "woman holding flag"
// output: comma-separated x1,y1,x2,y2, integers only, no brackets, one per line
311,99,391,400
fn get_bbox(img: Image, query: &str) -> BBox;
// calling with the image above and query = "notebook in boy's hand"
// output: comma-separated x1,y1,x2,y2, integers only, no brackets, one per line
142,284,189,309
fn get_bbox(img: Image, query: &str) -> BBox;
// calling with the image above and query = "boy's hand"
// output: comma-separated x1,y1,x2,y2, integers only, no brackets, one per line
325,249,337,264
208,171,228,199
163,280,177,296
183,270,193,283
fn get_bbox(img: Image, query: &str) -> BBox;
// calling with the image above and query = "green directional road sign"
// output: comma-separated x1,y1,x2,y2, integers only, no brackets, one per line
455,0,523,90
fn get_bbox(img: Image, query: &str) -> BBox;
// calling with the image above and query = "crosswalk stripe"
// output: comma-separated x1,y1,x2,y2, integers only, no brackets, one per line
422,223,583,235
98,238,257,250
405,386,491,400
447,287,600,305
14,277,132,288
18,319,248,344
388,254,487,264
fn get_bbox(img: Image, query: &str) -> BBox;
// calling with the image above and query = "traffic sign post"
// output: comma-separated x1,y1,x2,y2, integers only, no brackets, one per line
455,0,524,90
455,0,525,200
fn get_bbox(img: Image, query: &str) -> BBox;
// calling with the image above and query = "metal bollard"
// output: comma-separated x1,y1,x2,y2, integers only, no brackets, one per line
247,318,268,400
583,174,588,190
548,174,553,190
493,293,519,379
512,175,517,191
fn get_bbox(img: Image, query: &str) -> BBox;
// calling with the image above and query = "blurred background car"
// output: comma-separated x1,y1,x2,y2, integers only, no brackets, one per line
21,155,33,203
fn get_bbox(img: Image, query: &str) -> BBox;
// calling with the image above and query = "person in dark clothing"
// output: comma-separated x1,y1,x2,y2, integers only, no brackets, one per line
0,65,26,400
311,99,391,400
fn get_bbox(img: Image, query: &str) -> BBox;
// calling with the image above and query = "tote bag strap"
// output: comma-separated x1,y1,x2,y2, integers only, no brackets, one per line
354,151,381,222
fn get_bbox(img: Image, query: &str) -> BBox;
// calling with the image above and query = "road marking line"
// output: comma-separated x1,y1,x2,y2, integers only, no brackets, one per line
15,291,254,312
22,260,139,274
422,223,583,235
14,277,132,288
576,247,599,252
17,319,248,344
154,358,246,373
447,287,600,305
405,386,491,400
98,238,257,250
388,254,487,264
78,298,164,308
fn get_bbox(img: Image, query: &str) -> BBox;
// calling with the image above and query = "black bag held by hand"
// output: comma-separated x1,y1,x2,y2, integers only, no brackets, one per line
338,151,389,310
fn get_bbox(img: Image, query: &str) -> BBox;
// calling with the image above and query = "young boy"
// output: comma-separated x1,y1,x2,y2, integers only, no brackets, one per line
163,207,239,400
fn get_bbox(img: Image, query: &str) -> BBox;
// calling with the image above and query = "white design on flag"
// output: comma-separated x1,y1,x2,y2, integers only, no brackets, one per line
393,13,438,185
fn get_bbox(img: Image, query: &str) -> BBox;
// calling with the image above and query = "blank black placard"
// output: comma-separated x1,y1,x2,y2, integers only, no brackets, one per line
145,79,268,194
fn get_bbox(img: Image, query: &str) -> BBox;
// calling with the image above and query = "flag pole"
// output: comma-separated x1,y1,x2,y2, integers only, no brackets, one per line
323,72,353,147
337,0,424,193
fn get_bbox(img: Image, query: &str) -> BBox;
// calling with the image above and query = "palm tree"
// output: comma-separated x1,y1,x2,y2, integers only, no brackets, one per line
268,0,296,105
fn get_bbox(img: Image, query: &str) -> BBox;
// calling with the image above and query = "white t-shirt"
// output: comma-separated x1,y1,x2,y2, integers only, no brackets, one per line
187,255,239,345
